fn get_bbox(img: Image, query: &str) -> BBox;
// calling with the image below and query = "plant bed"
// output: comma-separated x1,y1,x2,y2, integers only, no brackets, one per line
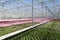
0,22,38,36
5,20,60,40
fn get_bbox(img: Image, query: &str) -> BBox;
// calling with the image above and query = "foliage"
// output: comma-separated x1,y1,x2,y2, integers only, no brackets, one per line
5,21,60,40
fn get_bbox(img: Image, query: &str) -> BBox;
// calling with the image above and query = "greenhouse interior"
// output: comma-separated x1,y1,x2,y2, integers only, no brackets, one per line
0,0,60,40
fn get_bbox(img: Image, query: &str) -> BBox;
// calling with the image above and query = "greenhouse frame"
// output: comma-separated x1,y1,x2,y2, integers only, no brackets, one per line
0,0,60,40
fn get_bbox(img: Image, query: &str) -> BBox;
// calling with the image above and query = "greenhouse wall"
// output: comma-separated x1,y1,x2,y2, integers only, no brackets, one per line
0,0,60,40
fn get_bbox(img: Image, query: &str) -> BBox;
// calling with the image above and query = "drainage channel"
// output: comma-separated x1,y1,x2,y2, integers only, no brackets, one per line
0,20,51,40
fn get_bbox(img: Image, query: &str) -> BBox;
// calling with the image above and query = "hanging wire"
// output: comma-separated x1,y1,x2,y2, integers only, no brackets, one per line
1,5,4,19
41,2,44,21
45,2,56,19
47,1,51,19
38,0,56,19
53,0,58,19
0,0,58,20
51,0,56,19
45,3,48,19
44,3,48,19
16,7,20,19
49,0,57,19
32,0,34,25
